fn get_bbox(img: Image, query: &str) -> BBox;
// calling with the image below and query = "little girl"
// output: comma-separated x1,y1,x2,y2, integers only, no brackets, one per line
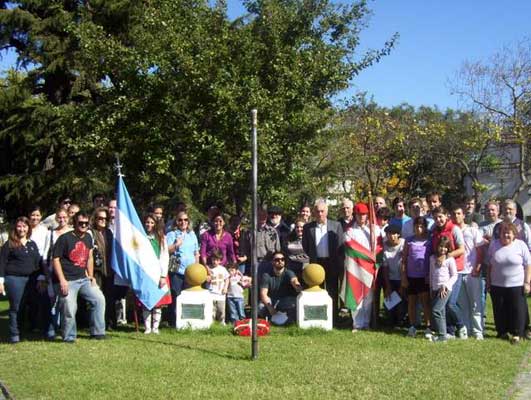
401,217,432,338
429,236,458,342
141,214,171,334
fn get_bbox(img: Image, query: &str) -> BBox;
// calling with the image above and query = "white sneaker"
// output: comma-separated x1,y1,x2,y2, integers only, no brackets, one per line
474,333,484,341
445,333,456,340
152,328,160,335
424,328,433,339
144,328,151,334
457,326,468,340
407,326,417,337
431,335,447,343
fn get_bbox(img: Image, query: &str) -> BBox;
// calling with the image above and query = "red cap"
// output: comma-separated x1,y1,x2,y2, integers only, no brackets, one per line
354,202,369,215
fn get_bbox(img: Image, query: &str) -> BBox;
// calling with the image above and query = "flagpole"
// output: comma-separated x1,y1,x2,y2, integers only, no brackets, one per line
250,109,259,360
367,190,378,329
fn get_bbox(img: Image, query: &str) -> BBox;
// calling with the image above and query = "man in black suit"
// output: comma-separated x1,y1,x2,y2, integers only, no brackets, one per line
302,198,344,325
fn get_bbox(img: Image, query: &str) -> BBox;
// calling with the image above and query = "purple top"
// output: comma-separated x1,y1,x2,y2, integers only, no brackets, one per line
406,237,430,278
200,230,236,266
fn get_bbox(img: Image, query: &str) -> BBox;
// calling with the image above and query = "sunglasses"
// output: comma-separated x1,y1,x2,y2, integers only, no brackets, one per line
96,217,107,221
62,200,72,205
273,257,285,262
178,218,188,222
77,221,89,227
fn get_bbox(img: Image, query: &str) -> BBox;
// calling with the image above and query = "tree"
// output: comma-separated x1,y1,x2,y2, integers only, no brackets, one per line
450,37,531,200
0,0,396,218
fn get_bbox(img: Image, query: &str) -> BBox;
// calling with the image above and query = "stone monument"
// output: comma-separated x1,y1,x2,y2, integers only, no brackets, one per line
297,263,332,330
176,263,213,329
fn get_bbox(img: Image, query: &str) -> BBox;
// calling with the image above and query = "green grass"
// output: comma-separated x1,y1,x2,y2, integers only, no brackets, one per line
0,300,529,400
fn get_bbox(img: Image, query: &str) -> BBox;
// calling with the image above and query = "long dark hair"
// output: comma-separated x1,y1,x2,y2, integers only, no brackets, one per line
144,213,165,247
8,216,32,248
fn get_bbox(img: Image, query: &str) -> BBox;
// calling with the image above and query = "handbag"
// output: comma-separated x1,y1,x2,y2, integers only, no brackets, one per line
168,254,181,274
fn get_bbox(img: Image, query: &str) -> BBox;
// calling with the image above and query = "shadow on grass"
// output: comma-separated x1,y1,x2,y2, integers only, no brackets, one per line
118,332,250,361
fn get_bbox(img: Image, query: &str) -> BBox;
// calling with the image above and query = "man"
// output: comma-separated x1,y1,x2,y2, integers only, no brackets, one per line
374,196,387,212
92,193,106,210
494,199,531,249
302,199,344,325
338,198,354,231
344,202,381,331
108,199,117,233
389,197,411,237
245,209,281,277
259,251,302,323
451,205,484,340
107,198,128,326
478,200,502,329
464,196,482,226
268,205,290,248
42,195,73,229
402,197,429,238
426,191,442,227
53,211,106,342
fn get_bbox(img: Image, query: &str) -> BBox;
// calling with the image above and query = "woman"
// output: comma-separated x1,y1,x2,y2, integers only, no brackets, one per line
28,206,48,257
27,205,49,332
42,209,72,338
90,207,115,329
0,217,42,343
228,214,248,275
166,211,200,326
285,218,309,281
139,214,170,334
487,221,531,343
200,213,236,267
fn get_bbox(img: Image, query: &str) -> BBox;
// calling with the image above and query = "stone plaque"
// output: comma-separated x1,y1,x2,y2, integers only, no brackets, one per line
303,305,328,321
181,303,205,320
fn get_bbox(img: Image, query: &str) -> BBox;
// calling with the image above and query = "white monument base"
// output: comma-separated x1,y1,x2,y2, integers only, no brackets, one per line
176,290,213,330
297,291,333,330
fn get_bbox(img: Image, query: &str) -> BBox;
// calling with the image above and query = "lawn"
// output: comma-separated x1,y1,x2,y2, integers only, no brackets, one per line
0,299,529,400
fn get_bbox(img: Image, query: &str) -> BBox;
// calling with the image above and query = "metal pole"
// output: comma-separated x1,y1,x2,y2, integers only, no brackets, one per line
251,109,259,360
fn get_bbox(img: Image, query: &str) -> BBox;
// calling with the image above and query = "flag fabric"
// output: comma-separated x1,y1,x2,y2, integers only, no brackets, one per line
340,238,378,311
111,176,167,310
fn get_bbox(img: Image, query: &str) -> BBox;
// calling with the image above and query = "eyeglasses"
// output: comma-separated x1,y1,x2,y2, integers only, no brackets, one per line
78,221,89,227
96,217,107,221
273,257,285,262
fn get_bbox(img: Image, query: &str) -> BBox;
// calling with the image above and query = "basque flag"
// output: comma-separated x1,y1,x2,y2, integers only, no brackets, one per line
111,176,166,310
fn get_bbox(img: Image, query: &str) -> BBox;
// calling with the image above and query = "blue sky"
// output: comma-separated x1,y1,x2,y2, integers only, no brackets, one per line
227,0,531,110
2,1,530,111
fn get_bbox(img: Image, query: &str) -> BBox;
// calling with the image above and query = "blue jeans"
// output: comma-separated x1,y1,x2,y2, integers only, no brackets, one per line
431,289,451,336
445,274,464,334
56,278,106,341
5,275,31,342
227,297,245,322
169,273,186,327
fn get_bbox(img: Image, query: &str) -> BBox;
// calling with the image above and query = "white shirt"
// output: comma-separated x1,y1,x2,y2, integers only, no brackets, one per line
460,224,484,274
315,221,329,258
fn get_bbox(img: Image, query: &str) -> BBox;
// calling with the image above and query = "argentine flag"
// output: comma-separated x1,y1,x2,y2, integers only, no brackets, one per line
111,176,167,310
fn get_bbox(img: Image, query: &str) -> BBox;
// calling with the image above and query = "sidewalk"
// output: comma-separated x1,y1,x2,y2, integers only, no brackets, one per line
509,351,531,400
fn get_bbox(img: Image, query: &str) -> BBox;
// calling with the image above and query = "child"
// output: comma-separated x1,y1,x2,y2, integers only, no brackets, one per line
208,249,229,324
429,236,458,342
401,216,432,338
382,224,406,327
141,214,171,334
226,263,251,323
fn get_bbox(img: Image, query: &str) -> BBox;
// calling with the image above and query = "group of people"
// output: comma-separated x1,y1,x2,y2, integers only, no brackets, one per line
0,190,530,344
